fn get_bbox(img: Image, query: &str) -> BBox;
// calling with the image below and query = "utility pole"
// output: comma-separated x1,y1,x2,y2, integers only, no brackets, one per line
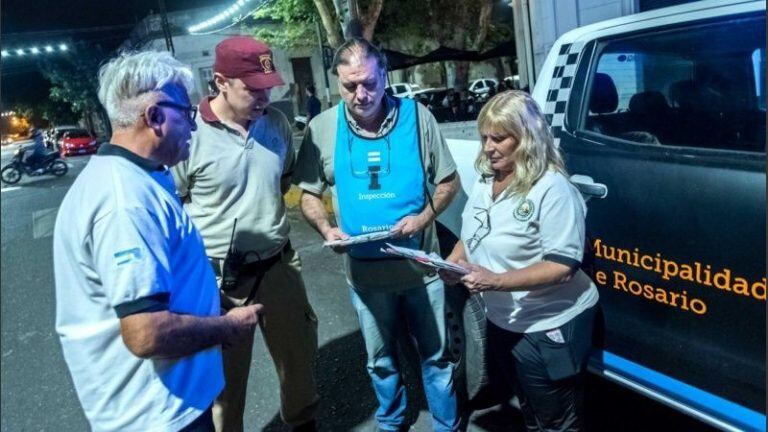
158,0,175,56
315,20,333,108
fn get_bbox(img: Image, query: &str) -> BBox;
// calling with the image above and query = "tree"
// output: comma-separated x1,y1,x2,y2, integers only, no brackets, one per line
380,0,504,89
38,100,80,126
250,0,383,49
251,0,321,49
249,0,511,89
333,0,384,41
38,42,111,136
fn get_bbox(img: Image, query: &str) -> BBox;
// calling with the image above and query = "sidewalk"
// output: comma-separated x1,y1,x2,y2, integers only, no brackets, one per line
283,185,334,215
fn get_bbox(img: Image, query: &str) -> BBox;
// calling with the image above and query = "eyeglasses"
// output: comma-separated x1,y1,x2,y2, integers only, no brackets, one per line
155,101,198,125
466,206,491,252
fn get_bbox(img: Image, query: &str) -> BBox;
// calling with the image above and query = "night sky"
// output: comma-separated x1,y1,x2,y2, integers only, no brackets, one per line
1,0,228,107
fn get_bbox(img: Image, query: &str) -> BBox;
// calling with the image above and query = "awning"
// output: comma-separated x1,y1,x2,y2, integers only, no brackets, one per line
383,39,515,70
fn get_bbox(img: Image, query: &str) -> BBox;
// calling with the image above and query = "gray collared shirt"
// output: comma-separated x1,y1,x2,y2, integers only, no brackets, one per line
344,96,397,137
172,100,295,259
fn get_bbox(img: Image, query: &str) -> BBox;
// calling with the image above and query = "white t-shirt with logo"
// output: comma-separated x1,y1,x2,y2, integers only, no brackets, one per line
461,170,599,333
54,153,224,432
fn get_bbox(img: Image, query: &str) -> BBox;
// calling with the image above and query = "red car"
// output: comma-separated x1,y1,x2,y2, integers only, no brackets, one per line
59,130,99,157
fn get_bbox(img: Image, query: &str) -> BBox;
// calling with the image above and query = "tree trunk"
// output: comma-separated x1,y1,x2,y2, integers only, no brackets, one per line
83,108,96,136
473,0,494,50
453,61,470,91
332,0,355,40
314,0,344,48
494,58,505,82
360,0,383,42
444,62,456,90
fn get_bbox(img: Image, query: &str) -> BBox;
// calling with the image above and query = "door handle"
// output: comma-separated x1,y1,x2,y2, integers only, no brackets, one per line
570,174,608,201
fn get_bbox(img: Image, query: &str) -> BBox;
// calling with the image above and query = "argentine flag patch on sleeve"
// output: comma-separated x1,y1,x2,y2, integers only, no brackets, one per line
114,247,144,267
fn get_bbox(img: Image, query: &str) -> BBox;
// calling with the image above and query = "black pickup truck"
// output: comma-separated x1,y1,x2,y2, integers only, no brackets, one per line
436,1,766,430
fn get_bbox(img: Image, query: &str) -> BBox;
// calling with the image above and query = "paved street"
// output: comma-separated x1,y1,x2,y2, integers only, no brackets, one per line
1,154,716,431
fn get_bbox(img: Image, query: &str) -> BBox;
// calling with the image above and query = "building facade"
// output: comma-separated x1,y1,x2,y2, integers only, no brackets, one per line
121,7,341,120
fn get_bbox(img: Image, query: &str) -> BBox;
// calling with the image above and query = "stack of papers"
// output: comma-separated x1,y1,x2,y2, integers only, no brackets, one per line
380,243,470,274
323,231,393,247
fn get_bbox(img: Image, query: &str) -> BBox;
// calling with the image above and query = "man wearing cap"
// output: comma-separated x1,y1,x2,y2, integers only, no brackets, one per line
172,37,319,432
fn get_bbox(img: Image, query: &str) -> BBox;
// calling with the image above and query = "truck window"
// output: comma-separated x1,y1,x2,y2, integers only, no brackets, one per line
583,14,765,153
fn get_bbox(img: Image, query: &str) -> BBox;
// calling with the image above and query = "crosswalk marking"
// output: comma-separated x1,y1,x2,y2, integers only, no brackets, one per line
32,207,58,239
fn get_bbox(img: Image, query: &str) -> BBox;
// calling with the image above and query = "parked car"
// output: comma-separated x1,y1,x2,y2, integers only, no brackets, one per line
413,87,449,108
503,75,520,90
467,78,499,99
385,82,423,98
59,130,98,157
437,1,765,431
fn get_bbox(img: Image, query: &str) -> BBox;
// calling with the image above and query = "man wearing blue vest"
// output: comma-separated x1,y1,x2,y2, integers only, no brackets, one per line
293,38,462,432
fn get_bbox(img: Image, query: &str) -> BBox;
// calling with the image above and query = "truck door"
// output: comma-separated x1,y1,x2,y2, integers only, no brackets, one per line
557,12,765,430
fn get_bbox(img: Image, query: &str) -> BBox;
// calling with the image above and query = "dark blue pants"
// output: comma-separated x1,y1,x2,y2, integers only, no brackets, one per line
487,306,596,432
179,407,214,432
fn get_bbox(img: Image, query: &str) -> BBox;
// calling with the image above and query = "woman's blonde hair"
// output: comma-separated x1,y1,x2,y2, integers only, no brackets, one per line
475,90,566,196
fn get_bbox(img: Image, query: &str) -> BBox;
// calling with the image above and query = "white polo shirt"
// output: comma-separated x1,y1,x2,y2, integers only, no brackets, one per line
54,145,224,432
461,170,599,333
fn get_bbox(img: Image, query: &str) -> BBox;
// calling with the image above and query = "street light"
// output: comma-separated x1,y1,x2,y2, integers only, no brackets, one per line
59,43,68,51
30,47,41,55
1,50,9,57
45,45,54,53
15,49,25,55
188,0,263,33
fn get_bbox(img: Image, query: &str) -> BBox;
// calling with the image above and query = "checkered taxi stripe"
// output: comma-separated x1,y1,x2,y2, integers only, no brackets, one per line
543,42,585,145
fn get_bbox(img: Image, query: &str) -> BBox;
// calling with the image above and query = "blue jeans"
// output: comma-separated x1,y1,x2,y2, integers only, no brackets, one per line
349,279,460,432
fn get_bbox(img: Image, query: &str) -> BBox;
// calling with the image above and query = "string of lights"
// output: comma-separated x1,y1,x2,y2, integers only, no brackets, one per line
2,43,69,58
187,0,267,34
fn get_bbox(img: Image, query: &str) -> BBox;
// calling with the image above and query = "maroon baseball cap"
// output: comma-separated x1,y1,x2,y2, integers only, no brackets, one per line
214,36,285,89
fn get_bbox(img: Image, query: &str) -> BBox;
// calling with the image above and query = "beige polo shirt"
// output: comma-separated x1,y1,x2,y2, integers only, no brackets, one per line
293,96,457,291
172,97,294,259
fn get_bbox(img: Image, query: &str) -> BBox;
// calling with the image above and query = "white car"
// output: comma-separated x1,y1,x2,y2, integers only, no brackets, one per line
468,78,499,97
386,83,423,98
503,75,521,89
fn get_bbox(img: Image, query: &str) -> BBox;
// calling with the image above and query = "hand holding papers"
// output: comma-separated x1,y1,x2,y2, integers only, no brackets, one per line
323,230,393,248
380,243,470,275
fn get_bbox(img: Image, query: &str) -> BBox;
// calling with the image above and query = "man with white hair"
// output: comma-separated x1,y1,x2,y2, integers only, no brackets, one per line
53,51,263,432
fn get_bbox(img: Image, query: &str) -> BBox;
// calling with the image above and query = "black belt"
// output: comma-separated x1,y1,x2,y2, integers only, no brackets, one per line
210,241,291,278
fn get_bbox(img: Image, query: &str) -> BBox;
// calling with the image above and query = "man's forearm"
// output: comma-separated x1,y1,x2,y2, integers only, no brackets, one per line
121,311,234,359
422,172,460,220
300,190,333,236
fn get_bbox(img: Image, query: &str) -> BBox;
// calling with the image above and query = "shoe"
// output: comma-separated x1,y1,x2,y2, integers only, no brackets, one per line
291,419,317,432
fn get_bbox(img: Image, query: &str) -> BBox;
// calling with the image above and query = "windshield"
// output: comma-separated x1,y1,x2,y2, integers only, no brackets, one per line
65,131,90,139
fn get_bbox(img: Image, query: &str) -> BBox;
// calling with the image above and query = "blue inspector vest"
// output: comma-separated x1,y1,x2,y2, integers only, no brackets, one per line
334,98,426,260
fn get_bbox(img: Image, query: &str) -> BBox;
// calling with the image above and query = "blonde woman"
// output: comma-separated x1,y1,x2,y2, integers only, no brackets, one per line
441,91,599,431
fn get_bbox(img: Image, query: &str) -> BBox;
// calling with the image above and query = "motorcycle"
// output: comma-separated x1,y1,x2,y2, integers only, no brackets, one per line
0,146,68,185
